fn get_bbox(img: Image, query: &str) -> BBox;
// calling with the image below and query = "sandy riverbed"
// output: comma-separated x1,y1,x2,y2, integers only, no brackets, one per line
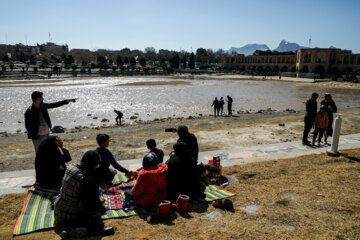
1,108,360,172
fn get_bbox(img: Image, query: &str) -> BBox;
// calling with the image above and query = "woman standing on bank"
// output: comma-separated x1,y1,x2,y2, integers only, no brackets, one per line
320,93,337,143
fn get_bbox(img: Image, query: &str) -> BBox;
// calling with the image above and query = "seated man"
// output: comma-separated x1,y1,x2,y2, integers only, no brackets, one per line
96,134,131,183
54,150,114,237
125,152,167,208
146,138,164,163
35,135,71,190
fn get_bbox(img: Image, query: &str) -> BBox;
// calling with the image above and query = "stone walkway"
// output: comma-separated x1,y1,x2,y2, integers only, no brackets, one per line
1,133,359,196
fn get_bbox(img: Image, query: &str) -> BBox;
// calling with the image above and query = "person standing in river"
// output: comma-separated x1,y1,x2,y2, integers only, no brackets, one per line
302,92,318,145
24,91,77,153
226,95,233,116
219,97,225,116
211,97,219,117
114,109,123,126
320,93,337,143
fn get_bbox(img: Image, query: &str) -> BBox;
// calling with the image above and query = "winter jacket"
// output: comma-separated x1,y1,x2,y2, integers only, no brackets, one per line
304,98,317,121
132,163,168,207
320,100,337,116
314,111,329,129
24,100,69,139
54,164,104,226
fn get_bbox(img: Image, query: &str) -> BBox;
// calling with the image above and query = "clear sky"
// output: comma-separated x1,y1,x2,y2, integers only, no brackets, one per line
1,0,359,52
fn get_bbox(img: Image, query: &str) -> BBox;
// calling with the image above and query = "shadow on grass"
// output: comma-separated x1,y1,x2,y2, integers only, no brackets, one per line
342,154,360,162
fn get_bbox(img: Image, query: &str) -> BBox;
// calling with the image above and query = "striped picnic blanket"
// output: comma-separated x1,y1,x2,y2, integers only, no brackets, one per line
13,173,143,237
13,187,54,236
111,172,136,187
100,185,125,210
201,177,236,201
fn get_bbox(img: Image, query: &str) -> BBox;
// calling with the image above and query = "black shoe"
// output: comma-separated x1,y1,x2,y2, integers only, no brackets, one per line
101,226,114,236
302,141,311,145
91,224,114,236
205,164,220,174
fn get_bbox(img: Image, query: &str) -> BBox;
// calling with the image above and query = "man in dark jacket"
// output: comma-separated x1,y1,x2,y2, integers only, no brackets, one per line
177,125,199,162
24,91,76,152
211,97,219,117
302,92,318,145
227,95,233,116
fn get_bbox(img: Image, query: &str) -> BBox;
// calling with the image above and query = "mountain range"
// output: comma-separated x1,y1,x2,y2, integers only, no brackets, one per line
226,40,312,55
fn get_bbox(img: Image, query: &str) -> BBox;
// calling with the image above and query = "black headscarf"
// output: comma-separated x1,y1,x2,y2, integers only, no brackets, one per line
173,141,191,159
80,150,101,170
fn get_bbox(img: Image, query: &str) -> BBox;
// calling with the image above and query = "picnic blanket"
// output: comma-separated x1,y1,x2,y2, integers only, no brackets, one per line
200,177,236,202
13,173,235,236
13,173,143,236
100,185,125,210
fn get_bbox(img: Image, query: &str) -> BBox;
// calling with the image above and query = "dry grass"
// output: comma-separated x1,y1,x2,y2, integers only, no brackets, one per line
117,81,190,86
1,148,360,239
0,142,32,151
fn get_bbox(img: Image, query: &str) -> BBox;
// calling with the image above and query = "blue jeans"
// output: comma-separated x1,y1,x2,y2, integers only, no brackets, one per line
124,189,133,199
32,134,49,153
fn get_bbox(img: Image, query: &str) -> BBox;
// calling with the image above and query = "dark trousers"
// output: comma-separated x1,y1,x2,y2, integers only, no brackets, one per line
115,116,122,125
228,104,232,115
313,128,325,143
124,189,133,199
302,119,314,143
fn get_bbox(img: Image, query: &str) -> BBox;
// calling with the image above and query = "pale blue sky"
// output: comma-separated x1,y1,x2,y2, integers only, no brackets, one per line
1,0,359,52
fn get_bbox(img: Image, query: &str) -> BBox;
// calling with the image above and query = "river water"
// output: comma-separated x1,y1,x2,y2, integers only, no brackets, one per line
0,76,359,133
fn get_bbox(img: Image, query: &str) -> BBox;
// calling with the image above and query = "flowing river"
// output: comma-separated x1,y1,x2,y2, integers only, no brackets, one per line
1,76,359,133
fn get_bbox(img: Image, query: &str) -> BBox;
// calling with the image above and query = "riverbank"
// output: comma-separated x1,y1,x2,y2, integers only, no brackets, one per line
1,147,359,239
1,108,360,172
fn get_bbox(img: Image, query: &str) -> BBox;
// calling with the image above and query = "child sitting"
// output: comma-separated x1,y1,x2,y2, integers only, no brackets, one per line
146,138,164,163
312,105,329,146
95,134,131,182
124,152,168,208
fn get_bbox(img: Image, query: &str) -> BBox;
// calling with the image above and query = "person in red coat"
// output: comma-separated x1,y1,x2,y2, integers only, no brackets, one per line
125,152,168,208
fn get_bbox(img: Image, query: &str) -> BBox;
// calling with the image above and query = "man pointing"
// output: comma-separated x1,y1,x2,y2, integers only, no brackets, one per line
25,91,76,152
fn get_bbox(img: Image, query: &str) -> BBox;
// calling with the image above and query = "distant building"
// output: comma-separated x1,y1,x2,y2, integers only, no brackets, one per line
70,49,95,65
222,48,360,78
296,48,360,77
39,42,68,56
0,43,38,61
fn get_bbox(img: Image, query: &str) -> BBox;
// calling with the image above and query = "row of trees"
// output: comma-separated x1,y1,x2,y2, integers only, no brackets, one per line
1,47,228,69
91,47,225,70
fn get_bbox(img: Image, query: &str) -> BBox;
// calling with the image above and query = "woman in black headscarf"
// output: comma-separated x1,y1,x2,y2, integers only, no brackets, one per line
320,93,337,143
166,142,200,202
177,125,199,162
35,135,71,189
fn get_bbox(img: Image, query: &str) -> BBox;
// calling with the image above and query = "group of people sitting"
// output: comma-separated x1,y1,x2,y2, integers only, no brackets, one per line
34,125,219,238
